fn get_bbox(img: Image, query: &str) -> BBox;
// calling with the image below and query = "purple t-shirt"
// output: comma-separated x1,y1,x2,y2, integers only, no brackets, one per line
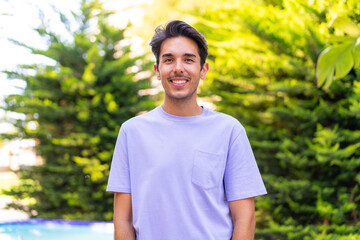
107,106,267,239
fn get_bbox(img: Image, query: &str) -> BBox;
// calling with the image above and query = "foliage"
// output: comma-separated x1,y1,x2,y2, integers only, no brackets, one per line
317,17,360,88
139,0,360,237
134,0,200,45
2,0,360,237
256,223,360,240
186,0,360,238
1,0,155,220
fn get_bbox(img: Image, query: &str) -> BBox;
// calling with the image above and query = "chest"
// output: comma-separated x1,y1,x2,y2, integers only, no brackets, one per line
126,123,231,176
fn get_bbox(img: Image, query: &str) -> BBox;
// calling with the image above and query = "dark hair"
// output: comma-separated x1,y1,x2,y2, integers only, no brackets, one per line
149,20,208,69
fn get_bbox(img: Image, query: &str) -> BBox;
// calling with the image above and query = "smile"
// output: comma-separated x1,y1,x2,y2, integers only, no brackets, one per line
168,75,190,87
171,80,187,84
169,79,188,87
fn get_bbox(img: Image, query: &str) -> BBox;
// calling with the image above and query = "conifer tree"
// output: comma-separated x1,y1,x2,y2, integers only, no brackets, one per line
192,0,360,238
1,0,155,220
140,0,360,237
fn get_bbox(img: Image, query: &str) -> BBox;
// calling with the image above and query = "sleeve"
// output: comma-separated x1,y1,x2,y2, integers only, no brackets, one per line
224,124,267,201
106,126,131,193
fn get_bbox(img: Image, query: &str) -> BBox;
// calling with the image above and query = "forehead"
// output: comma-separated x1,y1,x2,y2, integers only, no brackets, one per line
160,36,199,57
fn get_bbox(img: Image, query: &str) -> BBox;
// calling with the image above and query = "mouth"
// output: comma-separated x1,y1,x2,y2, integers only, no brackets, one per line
171,79,187,84
168,76,190,87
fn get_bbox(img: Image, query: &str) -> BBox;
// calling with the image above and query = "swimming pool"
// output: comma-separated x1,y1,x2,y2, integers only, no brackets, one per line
0,219,114,240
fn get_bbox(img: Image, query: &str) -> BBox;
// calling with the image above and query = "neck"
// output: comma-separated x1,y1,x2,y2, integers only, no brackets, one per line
162,98,202,116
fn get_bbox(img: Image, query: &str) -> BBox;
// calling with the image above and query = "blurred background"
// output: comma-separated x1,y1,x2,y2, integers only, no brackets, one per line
0,0,359,239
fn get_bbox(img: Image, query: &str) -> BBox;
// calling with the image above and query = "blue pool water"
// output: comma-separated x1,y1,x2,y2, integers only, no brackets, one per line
0,219,114,240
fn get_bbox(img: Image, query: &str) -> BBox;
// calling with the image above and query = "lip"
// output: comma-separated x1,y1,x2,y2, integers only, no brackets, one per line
168,76,190,87
170,80,188,87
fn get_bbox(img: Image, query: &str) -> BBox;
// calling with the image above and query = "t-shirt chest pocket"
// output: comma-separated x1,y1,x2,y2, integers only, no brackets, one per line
191,150,226,189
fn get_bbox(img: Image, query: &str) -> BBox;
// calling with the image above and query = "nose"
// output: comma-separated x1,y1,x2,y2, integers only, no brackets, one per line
174,59,184,74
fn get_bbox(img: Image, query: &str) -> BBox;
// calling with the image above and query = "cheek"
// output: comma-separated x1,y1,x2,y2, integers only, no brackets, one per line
184,66,197,74
190,69,203,79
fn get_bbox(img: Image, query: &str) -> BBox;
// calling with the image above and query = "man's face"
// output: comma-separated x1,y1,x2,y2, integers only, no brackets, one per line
154,36,208,102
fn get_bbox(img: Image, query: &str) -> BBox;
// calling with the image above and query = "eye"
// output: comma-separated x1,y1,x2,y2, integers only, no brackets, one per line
163,58,173,63
185,58,195,63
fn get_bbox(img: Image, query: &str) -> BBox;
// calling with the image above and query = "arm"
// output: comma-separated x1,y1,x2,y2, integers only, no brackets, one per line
113,192,136,240
229,197,256,240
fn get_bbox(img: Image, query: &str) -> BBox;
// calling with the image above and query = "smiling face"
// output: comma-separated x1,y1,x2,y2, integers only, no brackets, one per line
154,36,208,104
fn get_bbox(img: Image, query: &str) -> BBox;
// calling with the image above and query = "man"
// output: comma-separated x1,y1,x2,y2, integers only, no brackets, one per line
107,20,267,240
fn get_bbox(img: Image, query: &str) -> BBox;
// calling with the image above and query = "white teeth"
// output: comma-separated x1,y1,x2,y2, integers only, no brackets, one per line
172,80,186,84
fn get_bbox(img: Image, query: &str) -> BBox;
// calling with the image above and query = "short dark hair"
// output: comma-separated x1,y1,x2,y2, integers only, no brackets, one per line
149,20,208,69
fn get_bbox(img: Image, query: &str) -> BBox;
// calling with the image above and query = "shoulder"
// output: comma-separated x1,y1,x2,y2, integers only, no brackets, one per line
121,107,159,131
205,107,245,131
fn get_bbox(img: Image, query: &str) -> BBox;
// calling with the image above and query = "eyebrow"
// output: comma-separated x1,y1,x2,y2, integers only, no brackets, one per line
184,53,196,58
161,53,197,58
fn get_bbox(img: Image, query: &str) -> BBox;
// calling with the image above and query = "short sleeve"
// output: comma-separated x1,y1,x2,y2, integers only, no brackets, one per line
224,124,267,201
106,126,131,193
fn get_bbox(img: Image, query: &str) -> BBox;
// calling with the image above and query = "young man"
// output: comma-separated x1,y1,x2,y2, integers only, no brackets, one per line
107,20,267,240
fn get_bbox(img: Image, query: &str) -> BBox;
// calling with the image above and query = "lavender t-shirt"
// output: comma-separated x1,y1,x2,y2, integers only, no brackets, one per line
107,106,267,240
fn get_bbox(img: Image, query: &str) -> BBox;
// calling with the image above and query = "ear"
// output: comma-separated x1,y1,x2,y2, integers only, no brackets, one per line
154,64,161,80
200,62,209,80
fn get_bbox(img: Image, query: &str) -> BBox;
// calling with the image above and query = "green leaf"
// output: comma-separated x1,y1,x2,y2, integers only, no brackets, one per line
354,38,360,68
316,56,334,88
332,17,360,37
316,42,355,87
328,35,355,44
335,47,353,79
316,47,335,88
